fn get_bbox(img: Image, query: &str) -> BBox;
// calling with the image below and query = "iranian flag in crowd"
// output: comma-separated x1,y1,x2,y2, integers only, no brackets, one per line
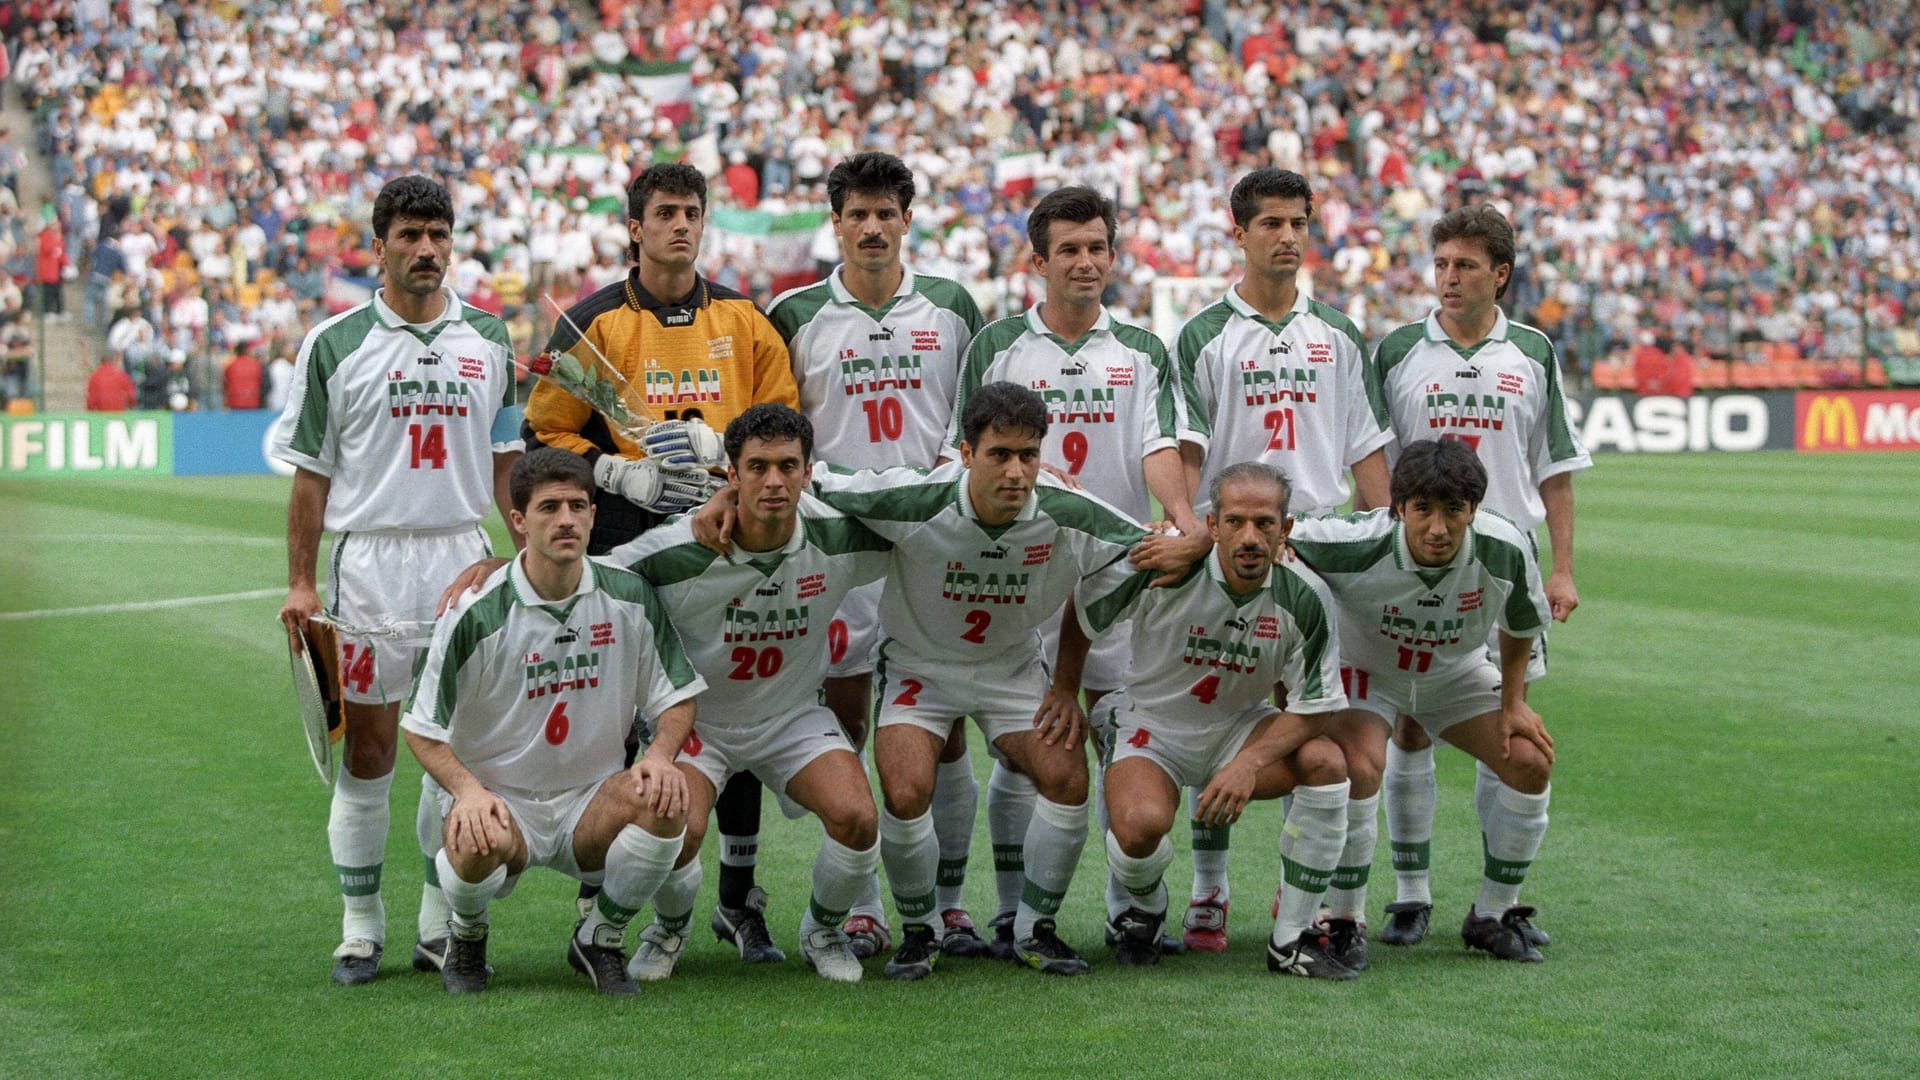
628,61,695,125
706,208,830,276
998,150,1043,196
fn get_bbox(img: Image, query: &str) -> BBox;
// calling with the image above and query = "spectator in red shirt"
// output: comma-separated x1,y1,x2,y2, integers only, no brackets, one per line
223,349,264,409
35,221,66,319
85,357,137,411
1631,330,1670,395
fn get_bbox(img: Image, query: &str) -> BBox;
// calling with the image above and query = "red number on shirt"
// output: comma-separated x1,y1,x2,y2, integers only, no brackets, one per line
1395,646,1434,673
1340,666,1370,699
340,642,374,695
1060,430,1089,475
1188,674,1220,705
960,609,991,644
683,729,702,755
728,645,784,680
408,423,448,469
1263,408,1296,451
543,700,570,745
891,678,924,706
1441,433,1482,453
860,396,905,442
828,618,849,665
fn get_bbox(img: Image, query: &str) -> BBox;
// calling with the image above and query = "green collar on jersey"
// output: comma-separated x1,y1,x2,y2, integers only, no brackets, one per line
1225,282,1310,335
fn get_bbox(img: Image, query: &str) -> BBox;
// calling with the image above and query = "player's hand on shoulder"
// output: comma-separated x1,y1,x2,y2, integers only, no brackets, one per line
1033,687,1088,749
690,483,739,556
1131,529,1211,587
278,585,322,654
1038,462,1082,490
437,558,511,616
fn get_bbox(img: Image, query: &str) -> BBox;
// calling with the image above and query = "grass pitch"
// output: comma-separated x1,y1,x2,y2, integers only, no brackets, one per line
2,453,1917,1078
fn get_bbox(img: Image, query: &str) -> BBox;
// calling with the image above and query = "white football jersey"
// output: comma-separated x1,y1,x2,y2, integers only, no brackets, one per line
272,287,521,532
401,556,705,795
770,267,982,470
604,495,892,727
1177,287,1390,514
1287,509,1549,683
1081,551,1347,725
1373,308,1592,531
810,461,1151,671
947,306,1181,521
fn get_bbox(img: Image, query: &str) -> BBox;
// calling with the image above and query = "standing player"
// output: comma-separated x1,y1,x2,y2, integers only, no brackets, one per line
1288,439,1557,964
607,405,890,983
764,382,1208,978
528,162,799,960
1370,205,1590,948
1172,167,1392,951
526,162,798,555
273,175,524,985
946,184,1199,954
1077,463,1357,978
760,152,990,960
401,449,702,995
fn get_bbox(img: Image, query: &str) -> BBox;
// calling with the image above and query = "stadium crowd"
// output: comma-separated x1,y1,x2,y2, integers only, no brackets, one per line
7,0,1920,407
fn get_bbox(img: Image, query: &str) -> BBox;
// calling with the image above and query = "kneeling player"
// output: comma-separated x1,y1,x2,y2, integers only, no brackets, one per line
1289,439,1557,962
1074,463,1357,978
609,405,889,983
401,449,704,995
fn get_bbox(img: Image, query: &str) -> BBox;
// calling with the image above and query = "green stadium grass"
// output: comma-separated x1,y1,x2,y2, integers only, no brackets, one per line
2,453,1916,1078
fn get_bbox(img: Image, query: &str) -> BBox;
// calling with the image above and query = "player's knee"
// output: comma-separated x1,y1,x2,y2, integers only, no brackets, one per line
824,797,879,850
1503,744,1552,794
679,810,709,856
880,776,935,820
1032,759,1089,806
1296,737,1347,787
1108,805,1169,859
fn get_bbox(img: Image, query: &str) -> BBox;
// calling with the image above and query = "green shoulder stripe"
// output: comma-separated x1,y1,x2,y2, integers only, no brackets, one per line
1312,300,1388,426
1269,571,1333,701
459,305,514,353
1113,323,1180,438
290,305,380,458
1175,300,1233,375
814,478,955,523
597,565,701,689
1371,322,1427,383
804,514,893,555
1472,533,1543,634
1079,561,1165,636
431,578,516,729
913,276,984,335
1289,532,1395,576
627,541,720,589
1034,487,1148,546
1508,321,1582,461
767,281,832,345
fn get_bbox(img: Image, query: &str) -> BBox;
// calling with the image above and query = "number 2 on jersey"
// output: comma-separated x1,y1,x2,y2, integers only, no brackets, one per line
861,396,904,442
1263,408,1296,451
960,609,991,644
408,423,447,469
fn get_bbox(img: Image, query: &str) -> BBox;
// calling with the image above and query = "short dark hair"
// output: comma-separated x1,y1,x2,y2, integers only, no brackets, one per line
1431,204,1516,299
1026,185,1116,259
510,446,595,512
960,381,1049,446
826,152,916,216
1228,168,1314,228
627,162,708,220
371,176,454,240
1389,440,1488,512
1209,461,1292,519
724,403,814,465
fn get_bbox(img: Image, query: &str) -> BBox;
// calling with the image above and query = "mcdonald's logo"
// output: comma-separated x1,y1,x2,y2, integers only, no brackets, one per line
1799,395,1859,449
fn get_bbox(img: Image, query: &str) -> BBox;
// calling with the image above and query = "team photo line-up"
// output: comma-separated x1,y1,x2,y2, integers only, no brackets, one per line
274,152,1586,995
